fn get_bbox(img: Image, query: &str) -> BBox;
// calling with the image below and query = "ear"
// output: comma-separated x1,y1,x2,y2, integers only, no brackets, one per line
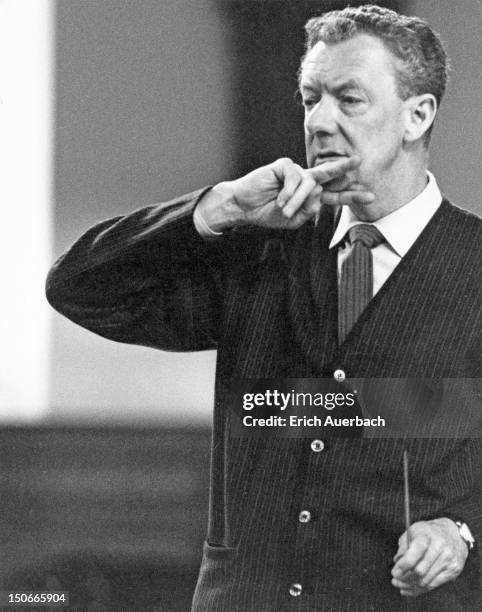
403,94,437,143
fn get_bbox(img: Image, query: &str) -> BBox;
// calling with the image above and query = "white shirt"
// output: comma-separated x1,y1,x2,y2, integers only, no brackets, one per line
329,171,442,295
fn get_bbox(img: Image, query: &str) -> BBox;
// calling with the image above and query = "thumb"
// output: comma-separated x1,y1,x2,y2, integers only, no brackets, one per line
394,532,410,561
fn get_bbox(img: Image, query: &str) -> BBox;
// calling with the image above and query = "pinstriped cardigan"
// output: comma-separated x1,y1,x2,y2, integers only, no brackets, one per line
46,189,481,611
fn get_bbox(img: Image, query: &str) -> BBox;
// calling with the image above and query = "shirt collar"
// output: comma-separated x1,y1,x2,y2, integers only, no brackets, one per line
329,171,442,257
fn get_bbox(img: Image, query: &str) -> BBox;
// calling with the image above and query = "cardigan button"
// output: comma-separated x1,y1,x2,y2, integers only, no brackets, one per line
289,583,302,597
310,439,325,453
333,369,346,382
299,510,311,523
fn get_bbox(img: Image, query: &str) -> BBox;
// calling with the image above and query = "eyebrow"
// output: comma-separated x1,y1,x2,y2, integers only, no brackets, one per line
299,84,318,95
299,77,364,94
332,78,364,93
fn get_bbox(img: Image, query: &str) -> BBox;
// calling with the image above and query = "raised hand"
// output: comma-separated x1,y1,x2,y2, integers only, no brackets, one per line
197,155,374,232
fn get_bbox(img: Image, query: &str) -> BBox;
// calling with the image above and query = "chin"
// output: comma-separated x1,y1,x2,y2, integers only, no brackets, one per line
323,176,352,192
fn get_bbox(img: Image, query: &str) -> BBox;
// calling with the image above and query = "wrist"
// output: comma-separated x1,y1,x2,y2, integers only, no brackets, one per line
196,182,244,233
436,518,474,557
438,515,475,552
454,520,476,551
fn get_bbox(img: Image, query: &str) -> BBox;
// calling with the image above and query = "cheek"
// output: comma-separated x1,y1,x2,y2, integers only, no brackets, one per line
359,116,403,161
358,105,403,142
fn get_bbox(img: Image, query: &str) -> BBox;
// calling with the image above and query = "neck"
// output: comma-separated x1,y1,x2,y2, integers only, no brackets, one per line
350,155,429,222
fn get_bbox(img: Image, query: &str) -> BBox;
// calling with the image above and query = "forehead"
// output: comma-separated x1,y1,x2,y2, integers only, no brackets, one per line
300,34,398,88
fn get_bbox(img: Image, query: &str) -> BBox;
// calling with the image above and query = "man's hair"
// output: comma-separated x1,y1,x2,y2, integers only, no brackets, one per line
302,5,448,139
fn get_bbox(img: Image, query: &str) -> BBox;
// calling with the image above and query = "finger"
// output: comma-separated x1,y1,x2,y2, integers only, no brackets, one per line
392,580,424,598
417,560,447,589
320,190,375,207
397,569,458,598
306,155,361,184
393,552,403,564
393,548,406,563
303,185,323,216
400,587,422,598
424,567,459,591
288,189,323,228
392,577,418,590
272,159,302,206
411,544,444,586
393,575,427,598
392,535,430,578
419,546,464,589
393,562,454,597
393,532,410,562
281,173,318,219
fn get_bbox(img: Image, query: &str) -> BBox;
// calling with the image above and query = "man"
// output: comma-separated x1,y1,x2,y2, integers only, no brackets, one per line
47,5,481,611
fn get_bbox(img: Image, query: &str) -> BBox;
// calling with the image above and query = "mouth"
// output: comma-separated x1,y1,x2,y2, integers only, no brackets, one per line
313,151,347,166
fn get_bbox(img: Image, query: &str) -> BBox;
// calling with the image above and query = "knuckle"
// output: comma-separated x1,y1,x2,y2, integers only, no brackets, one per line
303,173,316,188
277,157,293,168
282,184,296,196
419,534,431,548
450,560,462,574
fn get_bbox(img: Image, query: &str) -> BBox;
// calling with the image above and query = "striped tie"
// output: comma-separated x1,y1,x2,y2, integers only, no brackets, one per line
338,224,385,344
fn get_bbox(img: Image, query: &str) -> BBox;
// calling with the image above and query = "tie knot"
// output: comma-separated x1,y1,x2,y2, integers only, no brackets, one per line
348,224,384,249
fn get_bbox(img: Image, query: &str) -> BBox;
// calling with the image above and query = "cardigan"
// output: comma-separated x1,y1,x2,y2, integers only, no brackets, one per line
46,188,481,611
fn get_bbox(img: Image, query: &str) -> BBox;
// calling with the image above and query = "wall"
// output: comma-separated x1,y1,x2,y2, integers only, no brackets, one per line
409,0,481,213
51,0,234,422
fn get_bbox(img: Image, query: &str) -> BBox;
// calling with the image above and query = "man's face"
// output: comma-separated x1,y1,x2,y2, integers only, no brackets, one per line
300,34,408,195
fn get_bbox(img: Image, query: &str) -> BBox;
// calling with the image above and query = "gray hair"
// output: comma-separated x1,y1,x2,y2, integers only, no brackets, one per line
303,4,448,112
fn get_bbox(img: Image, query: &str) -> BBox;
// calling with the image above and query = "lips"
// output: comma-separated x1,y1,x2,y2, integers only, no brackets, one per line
313,151,346,165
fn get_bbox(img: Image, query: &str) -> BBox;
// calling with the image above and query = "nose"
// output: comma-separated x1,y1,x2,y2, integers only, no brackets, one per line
304,96,338,136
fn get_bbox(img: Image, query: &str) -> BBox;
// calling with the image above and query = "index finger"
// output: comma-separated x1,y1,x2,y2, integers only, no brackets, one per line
306,155,361,184
320,190,375,207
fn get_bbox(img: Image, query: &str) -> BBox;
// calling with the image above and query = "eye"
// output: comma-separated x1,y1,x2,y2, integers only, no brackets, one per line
341,95,363,105
301,97,318,110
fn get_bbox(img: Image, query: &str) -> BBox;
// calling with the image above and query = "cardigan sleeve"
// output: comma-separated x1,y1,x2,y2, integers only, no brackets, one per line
46,187,229,352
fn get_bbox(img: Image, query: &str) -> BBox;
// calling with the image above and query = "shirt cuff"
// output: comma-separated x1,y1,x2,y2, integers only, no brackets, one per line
193,203,224,239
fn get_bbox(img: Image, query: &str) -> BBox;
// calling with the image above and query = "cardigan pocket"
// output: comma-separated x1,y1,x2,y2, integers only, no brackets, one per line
203,540,236,556
192,541,238,610
196,541,237,592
